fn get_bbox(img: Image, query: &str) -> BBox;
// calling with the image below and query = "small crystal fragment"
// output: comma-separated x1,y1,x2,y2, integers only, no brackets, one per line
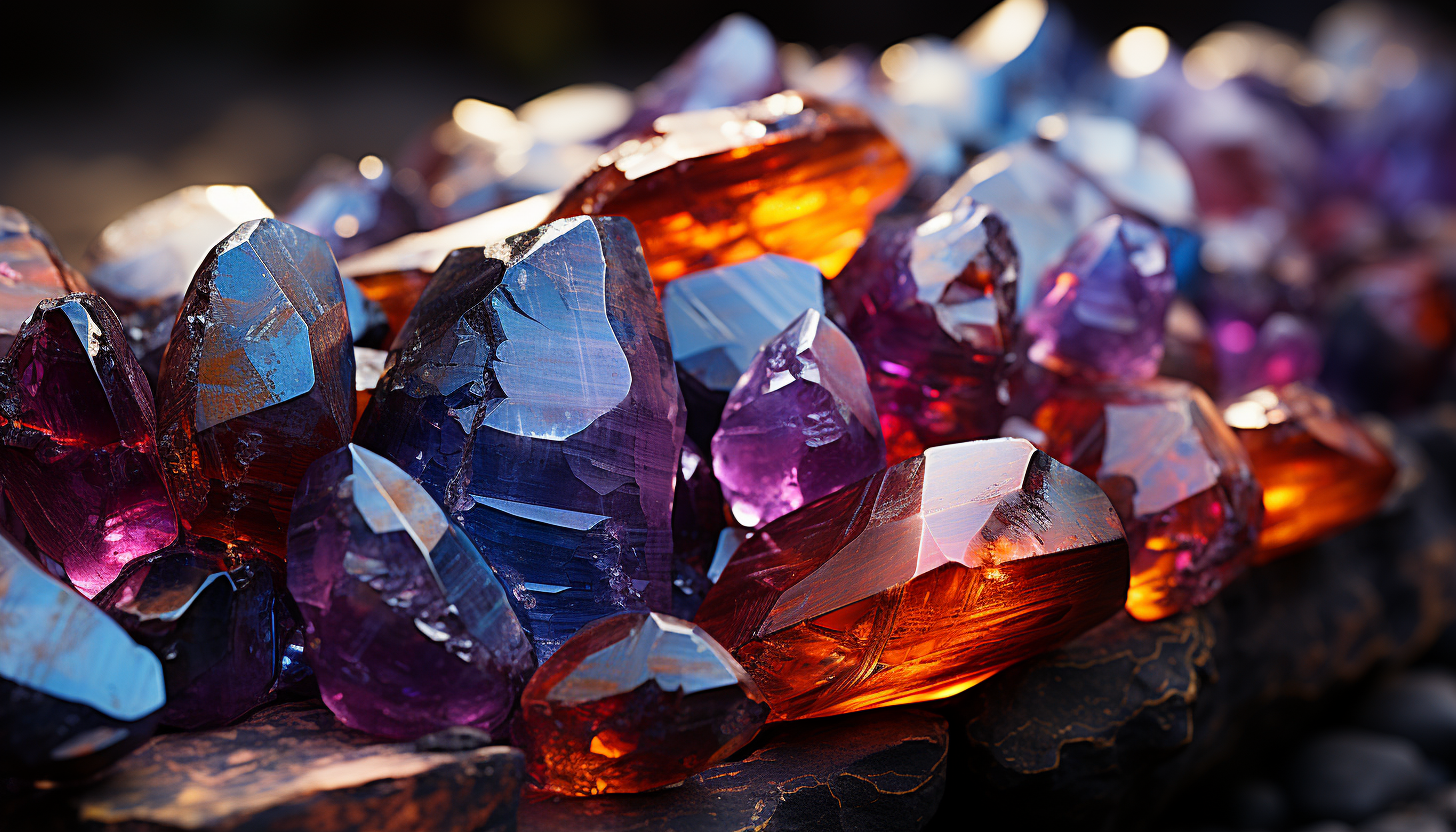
0,207,92,354
353,345,387,420
515,611,768,795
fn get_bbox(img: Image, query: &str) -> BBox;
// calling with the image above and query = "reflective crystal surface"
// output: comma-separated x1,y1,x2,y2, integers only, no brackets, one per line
0,206,92,354
1047,114,1196,227
661,253,825,392
155,218,354,557
283,155,423,260
671,435,725,619
712,309,886,527
515,611,768,795
695,438,1129,721
833,196,1018,463
549,93,909,282
355,216,684,657
287,445,534,739
0,294,178,597
93,538,304,729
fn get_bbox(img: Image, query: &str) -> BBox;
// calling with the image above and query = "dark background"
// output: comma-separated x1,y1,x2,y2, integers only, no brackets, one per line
5,0,1452,261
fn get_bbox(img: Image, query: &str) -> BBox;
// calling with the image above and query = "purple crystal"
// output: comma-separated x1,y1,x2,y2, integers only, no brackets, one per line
287,444,534,739
0,294,178,598
1213,312,1322,400
712,309,886,528
283,155,423,261
93,537,304,730
1019,214,1176,382
354,216,684,658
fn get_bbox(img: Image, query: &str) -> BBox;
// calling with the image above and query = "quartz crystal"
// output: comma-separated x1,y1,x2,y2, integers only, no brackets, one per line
1224,383,1397,562
661,254,825,392
549,93,909,282
1,529,165,779
155,218,354,557
0,207,92,354
1020,214,1176,382
288,444,534,739
515,611,768,795
1015,378,1263,621
93,538,304,729
0,294,178,597
355,216,684,658
833,195,1018,463
695,438,1129,721
283,155,422,260
712,309,886,527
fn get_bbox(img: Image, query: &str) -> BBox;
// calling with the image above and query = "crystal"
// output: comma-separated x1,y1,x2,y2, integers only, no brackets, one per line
712,309,886,527
354,216,684,658
283,155,422,260
0,206,92,355
353,345,387,421
1,528,165,780
833,195,1018,463
695,437,1129,721
287,444,535,740
0,294,178,598
661,253,825,392
1020,214,1176,382
341,274,390,348
1213,311,1322,400
93,537,304,729
1013,377,1262,621
155,218,355,557
514,611,768,795
1047,113,1196,227
1159,298,1221,395
548,93,909,282
671,436,726,619
1224,383,1397,563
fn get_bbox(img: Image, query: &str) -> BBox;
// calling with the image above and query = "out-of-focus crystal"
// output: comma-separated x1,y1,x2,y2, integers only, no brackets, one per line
283,155,422,260
0,207,92,355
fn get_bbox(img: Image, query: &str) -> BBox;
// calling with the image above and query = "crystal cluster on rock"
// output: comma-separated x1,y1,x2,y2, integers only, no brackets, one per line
93,537,304,729
1224,383,1397,562
355,216,684,658
696,437,1129,721
288,444,535,739
515,611,768,795
0,206,92,354
833,195,1019,463
155,218,354,557
0,294,178,597
712,309,886,527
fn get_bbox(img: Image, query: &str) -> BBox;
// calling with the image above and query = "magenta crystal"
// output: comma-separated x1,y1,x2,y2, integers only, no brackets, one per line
0,294,178,597
712,309,886,527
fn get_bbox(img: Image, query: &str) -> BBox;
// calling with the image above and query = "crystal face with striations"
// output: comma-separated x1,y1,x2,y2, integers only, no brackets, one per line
1,529,165,780
1016,378,1263,621
833,196,1018,463
549,93,909,282
155,218,354,557
287,444,535,739
0,294,178,597
712,309,886,528
355,216,684,658
515,611,768,795
1224,383,1396,563
695,438,1129,721
0,206,92,354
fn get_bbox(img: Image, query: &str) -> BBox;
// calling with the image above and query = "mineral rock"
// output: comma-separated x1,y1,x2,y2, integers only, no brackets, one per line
283,155,422,260
0,207,92,354
155,218,354,557
695,437,1129,721
514,611,768,795
0,294,177,597
287,444,535,740
354,216,684,658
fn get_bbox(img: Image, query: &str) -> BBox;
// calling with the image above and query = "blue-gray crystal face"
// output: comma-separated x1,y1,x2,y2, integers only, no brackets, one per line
355,216,685,658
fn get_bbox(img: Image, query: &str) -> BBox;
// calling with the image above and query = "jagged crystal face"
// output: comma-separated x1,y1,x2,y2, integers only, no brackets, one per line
355,216,684,658
515,611,768,795
696,438,1129,721
155,218,354,557
287,445,535,740
661,254,825,392
0,206,92,354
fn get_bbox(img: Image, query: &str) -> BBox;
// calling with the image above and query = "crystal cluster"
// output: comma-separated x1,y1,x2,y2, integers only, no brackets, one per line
0,207,92,354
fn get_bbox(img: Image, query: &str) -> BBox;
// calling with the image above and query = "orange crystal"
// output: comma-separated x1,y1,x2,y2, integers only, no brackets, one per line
548,93,910,283
1224,382,1396,563
694,438,1129,722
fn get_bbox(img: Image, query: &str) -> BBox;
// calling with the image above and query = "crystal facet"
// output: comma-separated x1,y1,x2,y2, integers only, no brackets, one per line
0,207,92,355
155,219,354,557
0,294,178,597
287,444,535,740
514,611,768,795
355,216,684,658
695,438,1129,721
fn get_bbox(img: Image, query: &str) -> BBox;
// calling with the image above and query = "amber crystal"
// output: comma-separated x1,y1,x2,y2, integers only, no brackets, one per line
695,438,1129,721
1224,383,1396,563
548,93,909,282
0,207,91,353
515,612,768,795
